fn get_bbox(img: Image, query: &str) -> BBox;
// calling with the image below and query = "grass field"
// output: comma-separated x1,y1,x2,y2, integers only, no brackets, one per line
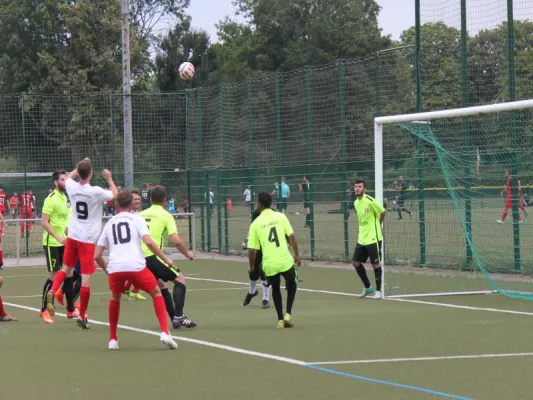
2,258,533,400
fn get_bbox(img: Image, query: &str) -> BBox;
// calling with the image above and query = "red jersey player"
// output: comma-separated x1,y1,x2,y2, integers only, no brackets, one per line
0,211,7,270
497,170,526,224
95,190,178,350
0,275,17,321
47,158,118,329
0,186,7,218
20,188,33,238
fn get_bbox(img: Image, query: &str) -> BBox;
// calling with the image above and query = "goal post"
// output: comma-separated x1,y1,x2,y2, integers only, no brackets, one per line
375,99,533,300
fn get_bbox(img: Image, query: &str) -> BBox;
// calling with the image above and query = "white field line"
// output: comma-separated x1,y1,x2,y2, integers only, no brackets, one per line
4,302,305,366
307,352,533,366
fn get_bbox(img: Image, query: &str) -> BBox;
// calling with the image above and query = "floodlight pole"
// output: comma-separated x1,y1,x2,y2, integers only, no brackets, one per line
121,0,134,189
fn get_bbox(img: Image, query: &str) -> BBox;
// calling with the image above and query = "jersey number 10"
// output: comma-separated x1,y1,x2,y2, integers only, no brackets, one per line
112,222,131,245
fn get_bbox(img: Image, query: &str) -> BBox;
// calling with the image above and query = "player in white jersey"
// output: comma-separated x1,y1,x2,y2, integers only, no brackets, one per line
95,190,177,350
47,158,118,329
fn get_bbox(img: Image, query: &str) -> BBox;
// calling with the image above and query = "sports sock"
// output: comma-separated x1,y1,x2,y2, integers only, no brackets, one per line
153,295,169,334
249,280,257,295
172,282,186,317
0,249,3,264
79,286,91,319
72,270,81,302
374,267,382,291
261,281,270,301
63,277,75,312
41,279,53,312
397,211,402,219
108,299,120,341
0,294,5,317
50,270,67,293
355,264,371,288
161,288,175,320
285,273,297,315
270,275,283,320
501,212,508,221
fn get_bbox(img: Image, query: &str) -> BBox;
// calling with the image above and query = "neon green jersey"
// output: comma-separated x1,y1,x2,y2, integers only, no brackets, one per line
354,194,385,245
247,208,294,277
140,205,177,257
41,189,70,247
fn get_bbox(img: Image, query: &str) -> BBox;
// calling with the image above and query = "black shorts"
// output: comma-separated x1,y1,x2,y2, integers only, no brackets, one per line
279,198,288,211
303,201,310,209
145,255,180,282
397,196,405,207
44,246,64,272
352,241,382,264
249,262,265,282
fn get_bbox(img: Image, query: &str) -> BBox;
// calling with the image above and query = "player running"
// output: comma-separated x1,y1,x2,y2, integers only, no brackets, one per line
247,192,301,328
122,189,146,300
0,211,7,270
497,170,526,224
39,170,81,324
0,275,17,322
95,190,178,350
352,180,386,299
47,158,118,329
140,185,196,329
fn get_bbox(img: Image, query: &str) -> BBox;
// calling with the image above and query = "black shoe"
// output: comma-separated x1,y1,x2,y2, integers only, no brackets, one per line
76,316,90,330
0,264,3,270
173,315,197,329
261,300,270,309
241,290,258,306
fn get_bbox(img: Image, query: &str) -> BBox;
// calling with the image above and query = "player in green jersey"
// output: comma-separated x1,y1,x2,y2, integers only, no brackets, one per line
352,180,386,299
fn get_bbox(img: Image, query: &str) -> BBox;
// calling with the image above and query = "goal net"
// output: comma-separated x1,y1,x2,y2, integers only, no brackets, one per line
375,99,533,299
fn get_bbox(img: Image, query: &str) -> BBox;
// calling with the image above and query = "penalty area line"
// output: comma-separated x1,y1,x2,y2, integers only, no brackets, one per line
5,301,472,400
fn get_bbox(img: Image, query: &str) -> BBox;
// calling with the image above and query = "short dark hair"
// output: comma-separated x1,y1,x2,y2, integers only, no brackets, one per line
131,189,141,196
116,190,133,209
77,159,92,180
355,179,366,187
52,170,66,184
150,185,166,204
257,192,272,208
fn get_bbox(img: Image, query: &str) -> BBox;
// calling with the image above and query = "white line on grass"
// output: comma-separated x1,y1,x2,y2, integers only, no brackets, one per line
307,352,533,365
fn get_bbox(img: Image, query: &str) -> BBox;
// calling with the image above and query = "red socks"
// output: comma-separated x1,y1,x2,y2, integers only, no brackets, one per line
0,249,3,265
79,286,91,319
153,295,169,334
0,294,5,317
108,299,120,341
51,270,67,293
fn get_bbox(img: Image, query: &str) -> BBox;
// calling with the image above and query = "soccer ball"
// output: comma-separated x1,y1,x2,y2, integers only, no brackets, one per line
178,62,195,80
295,212,300,215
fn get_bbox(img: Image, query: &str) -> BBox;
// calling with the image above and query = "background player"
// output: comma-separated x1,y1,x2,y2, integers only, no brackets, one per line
243,186,251,207
0,276,17,321
141,185,196,329
299,176,311,227
95,190,178,350
0,185,7,221
279,177,290,214
168,196,176,214
352,180,386,299
0,211,7,270
123,189,146,300
394,176,412,220
247,192,300,328
40,170,80,324
47,158,118,329
9,192,19,218
241,208,270,309
20,188,33,239
141,183,152,210
498,170,525,224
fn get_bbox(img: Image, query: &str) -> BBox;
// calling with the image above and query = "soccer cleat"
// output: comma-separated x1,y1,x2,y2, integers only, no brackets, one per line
108,340,119,350
160,332,178,350
0,263,3,270
134,292,147,301
277,320,285,328
39,310,54,324
261,300,270,309
55,289,65,306
125,290,136,299
46,290,56,316
172,315,197,329
359,287,375,298
241,290,258,306
371,290,382,300
496,220,504,224
283,313,293,328
66,309,80,319
0,313,17,322
76,316,90,330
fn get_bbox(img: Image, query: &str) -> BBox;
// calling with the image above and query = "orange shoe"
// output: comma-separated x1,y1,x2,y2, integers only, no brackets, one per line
55,289,64,306
66,309,80,319
39,310,54,324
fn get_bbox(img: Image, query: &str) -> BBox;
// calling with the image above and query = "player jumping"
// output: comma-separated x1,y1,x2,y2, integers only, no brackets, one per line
47,158,118,329
95,190,178,350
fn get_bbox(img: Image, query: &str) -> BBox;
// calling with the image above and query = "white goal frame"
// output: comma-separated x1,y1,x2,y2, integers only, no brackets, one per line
374,98,533,299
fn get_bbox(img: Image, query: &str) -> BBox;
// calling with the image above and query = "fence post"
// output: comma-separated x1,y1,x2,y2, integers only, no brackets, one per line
216,169,222,252
415,0,426,266
275,73,282,191
205,169,211,252
16,220,21,264
187,169,193,250
220,84,226,166
338,60,349,261
306,67,315,260
19,93,30,257
223,175,229,255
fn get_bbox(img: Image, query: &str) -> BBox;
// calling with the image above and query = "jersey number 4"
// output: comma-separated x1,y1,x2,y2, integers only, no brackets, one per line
268,227,280,247
112,222,131,245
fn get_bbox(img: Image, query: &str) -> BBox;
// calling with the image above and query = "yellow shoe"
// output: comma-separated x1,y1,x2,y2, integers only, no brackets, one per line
125,291,136,299
277,320,285,329
134,292,147,301
283,313,293,328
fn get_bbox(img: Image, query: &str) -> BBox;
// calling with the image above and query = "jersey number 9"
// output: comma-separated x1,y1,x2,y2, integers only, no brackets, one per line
76,201,88,220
